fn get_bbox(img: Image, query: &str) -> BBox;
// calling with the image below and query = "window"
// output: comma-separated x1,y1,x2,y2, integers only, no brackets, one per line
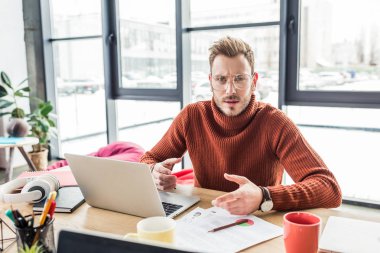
188,0,280,107
286,106,380,204
286,0,380,107
50,0,102,38
50,0,107,156
118,0,177,90
299,0,380,92
190,0,280,27
117,100,180,151
38,0,380,207
284,0,380,205
104,0,182,102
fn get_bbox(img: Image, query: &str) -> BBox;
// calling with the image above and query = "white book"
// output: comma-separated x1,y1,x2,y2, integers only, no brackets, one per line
319,216,380,253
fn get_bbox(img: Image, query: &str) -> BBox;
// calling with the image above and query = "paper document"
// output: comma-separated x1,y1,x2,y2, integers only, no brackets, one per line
175,207,282,252
319,216,380,253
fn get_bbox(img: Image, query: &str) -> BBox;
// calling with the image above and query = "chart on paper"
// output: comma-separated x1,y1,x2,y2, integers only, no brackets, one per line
175,207,282,253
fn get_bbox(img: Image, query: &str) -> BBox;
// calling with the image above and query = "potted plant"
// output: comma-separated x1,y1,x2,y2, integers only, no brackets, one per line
26,100,57,170
0,71,30,137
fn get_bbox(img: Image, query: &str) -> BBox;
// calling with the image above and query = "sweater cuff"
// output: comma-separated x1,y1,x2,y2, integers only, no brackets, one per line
266,185,292,211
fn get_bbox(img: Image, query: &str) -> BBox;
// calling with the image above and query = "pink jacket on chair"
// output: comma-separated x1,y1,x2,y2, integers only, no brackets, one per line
47,141,195,184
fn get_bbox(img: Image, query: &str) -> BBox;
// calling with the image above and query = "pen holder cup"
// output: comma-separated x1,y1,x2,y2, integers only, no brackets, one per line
15,215,55,253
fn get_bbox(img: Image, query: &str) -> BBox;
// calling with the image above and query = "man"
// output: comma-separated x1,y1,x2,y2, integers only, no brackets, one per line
140,36,342,214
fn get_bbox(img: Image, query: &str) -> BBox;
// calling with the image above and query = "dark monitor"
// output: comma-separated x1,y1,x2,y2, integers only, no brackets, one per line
57,229,195,253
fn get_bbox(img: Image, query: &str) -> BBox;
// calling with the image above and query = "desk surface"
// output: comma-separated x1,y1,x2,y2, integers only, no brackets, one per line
1,185,380,252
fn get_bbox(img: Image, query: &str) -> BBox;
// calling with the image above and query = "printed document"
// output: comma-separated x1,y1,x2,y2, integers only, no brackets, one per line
175,207,282,252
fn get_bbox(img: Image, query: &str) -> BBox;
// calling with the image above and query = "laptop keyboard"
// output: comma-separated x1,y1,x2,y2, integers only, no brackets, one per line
162,202,183,216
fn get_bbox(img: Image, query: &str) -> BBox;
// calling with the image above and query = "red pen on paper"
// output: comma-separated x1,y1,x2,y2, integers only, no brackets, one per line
208,219,249,232
49,201,56,219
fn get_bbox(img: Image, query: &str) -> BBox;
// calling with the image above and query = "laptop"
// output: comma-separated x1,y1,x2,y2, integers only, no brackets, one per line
57,229,193,253
319,216,380,253
64,153,200,218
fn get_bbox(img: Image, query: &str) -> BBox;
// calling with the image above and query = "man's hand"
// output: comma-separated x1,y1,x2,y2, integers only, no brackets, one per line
211,173,263,215
151,158,181,191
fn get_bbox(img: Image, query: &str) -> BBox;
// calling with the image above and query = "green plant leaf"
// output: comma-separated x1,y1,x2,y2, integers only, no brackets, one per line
41,104,53,116
48,118,56,127
0,112,11,117
11,108,25,118
0,71,12,89
17,77,28,87
40,120,50,132
27,100,57,146
14,90,24,97
0,85,8,97
16,86,30,93
0,100,13,109
19,242,44,253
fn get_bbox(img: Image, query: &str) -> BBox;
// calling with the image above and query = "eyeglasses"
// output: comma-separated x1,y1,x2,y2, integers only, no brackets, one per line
211,73,253,91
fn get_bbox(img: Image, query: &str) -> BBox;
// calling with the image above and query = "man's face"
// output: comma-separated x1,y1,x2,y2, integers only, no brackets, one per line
209,54,258,116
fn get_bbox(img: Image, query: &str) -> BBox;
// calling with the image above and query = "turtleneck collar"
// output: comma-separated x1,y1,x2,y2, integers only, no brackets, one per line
211,94,258,131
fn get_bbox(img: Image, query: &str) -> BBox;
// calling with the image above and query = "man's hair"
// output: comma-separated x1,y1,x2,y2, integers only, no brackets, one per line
208,36,255,74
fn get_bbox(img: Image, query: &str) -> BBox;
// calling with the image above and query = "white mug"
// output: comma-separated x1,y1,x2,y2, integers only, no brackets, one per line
125,217,176,244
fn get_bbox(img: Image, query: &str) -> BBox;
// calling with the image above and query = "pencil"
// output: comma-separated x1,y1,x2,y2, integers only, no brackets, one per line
208,219,249,232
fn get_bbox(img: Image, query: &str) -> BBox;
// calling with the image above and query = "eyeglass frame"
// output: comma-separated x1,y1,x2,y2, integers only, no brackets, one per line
209,73,255,91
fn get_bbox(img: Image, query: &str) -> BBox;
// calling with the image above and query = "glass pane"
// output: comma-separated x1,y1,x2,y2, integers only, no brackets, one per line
117,100,180,151
287,106,380,203
53,39,107,155
190,27,279,107
190,0,280,27
299,0,380,91
50,0,102,38
118,0,177,89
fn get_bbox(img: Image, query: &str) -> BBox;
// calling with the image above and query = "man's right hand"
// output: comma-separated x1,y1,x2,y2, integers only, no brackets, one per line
151,157,181,191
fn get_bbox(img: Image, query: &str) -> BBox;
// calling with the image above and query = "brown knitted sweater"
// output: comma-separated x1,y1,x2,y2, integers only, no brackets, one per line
140,95,342,211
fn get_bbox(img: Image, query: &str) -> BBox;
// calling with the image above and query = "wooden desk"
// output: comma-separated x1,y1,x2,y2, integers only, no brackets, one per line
0,137,38,182
1,186,380,252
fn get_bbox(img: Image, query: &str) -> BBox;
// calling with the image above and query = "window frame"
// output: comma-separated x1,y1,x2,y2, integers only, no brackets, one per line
285,0,380,109
104,0,183,102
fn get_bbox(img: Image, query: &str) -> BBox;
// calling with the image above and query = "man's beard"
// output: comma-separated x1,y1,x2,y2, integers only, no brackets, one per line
214,93,251,116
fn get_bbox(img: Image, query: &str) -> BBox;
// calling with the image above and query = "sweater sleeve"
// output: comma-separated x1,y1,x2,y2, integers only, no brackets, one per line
140,107,189,165
266,110,342,211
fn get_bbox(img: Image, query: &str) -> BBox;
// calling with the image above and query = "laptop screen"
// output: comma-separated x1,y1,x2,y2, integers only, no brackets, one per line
57,230,193,253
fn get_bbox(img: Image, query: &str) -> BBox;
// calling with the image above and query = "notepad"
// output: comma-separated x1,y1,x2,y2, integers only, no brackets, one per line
33,186,85,213
319,216,380,253
18,169,78,187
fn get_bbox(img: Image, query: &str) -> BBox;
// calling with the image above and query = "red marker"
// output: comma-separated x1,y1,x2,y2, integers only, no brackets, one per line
49,201,56,219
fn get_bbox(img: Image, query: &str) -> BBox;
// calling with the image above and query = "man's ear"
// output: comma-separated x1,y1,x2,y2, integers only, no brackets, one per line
209,74,213,92
251,72,258,91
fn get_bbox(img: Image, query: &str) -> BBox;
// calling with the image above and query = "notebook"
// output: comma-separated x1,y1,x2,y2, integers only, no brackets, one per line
18,168,78,187
33,186,85,213
319,216,380,253
64,153,200,218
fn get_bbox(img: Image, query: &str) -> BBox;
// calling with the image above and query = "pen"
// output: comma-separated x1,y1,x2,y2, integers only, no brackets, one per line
208,219,249,232
39,191,57,226
12,209,28,228
14,209,27,224
5,209,16,223
31,211,35,227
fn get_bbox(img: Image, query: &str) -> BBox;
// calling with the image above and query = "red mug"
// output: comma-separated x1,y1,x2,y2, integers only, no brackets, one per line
283,212,321,253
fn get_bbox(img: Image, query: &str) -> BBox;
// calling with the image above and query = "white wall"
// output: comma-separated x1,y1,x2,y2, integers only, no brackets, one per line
0,0,28,168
